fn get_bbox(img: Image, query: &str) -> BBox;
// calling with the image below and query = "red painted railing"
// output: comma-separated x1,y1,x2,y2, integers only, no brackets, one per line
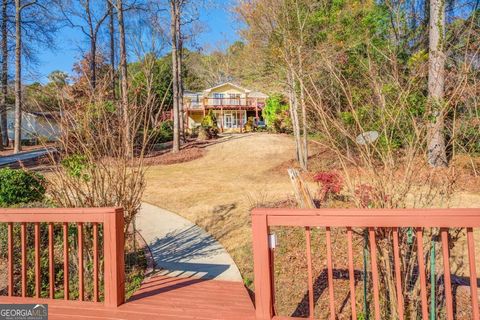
0,208,125,307
252,208,480,320
203,98,265,109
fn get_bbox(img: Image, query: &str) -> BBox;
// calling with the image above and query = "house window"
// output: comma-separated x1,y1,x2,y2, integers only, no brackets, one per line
212,93,224,105
228,93,241,105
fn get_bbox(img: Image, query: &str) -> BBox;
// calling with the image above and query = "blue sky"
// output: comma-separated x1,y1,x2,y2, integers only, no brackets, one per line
30,0,240,83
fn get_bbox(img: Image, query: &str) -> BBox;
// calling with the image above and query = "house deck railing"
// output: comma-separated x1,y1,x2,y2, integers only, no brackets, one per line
0,208,125,308
184,98,265,109
252,208,480,320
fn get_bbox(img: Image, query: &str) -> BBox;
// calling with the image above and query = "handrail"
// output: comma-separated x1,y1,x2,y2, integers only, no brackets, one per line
203,97,263,107
0,207,125,308
253,208,480,227
251,208,480,320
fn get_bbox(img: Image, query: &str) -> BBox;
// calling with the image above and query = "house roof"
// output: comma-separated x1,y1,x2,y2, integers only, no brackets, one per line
248,91,269,99
203,82,251,94
5,105,61,120
202,82,269,99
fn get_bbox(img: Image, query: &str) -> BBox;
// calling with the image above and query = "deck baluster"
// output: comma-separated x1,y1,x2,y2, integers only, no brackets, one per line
63,222,69,300
93,222,99,302
368,228,381,320
392,228,404,320
347,227,357,320
7,223,13,296
78,222,84,301
21,223,26,297
35,222,41,298
441,228,454,320
305,227,315,319
467,227,479,319
49,223,54,299
326,227,335,320
416,228,429,319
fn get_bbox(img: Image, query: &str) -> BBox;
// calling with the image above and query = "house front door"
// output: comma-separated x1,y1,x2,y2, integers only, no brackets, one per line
224,113,233,128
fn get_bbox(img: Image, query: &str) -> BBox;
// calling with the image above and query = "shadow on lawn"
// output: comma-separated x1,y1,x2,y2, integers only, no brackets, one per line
292,268,362,317
291,270,480,318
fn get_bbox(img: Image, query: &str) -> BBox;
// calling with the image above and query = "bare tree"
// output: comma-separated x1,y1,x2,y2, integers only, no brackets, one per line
57,0,110,90
176,5,185,142
13,0,33,153
170,0,180,153
108,0,116,98
12,0,57,153
427,0,448,167
116,0,130,156
0,0,7,148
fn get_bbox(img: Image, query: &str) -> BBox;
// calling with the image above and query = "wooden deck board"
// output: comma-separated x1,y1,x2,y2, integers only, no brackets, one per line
0,275,256,320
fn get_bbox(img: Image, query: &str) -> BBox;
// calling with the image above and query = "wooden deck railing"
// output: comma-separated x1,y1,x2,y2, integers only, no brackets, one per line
203,98,265,108
252,208,480,320
0,208,125,307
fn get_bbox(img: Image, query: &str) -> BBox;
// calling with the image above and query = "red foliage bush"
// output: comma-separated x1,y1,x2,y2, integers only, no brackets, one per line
313,171,343,200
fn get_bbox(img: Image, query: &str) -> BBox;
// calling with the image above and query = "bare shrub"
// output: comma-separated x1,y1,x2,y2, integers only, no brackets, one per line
45,53,165,235
299,40,474,318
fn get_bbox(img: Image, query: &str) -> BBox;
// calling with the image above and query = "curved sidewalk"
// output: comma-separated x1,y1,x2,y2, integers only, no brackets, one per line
136,202,243,282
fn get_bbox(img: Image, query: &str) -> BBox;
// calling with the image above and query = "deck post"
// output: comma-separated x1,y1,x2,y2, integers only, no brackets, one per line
240,109,243,133
221,107,224,133
103,208,125,307
255,99,259,124
252,209,274,320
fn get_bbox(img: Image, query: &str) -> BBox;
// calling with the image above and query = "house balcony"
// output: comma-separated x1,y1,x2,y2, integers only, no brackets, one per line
185,98,266,111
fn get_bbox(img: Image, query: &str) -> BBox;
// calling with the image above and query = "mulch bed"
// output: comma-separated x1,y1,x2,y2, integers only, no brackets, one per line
143,146,206,165
142,136,237,166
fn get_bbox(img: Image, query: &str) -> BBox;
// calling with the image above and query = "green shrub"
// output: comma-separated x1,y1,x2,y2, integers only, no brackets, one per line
0,168,46,206
199,110,219,140
201,110,218,128
61,154,91,181
150,120,174,143
263,94,292,133
263,94,288,125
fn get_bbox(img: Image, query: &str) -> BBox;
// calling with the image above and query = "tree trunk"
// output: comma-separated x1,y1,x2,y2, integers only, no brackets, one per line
108,0,115,99
170,0,180,153
85,0,96,90
117,0,130,156
14,0,21,154
427,0,447,167
299,77,307,170
287,69,303,166
90,36,96,89
0,0,8,148
297,50,308,170
177,14,185,142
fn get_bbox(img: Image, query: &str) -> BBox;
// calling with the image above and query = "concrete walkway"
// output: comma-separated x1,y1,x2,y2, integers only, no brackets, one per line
136,202,243,282
0,147,56,168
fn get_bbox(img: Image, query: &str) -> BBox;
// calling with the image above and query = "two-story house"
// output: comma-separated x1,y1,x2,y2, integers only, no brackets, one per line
183,82,268,132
